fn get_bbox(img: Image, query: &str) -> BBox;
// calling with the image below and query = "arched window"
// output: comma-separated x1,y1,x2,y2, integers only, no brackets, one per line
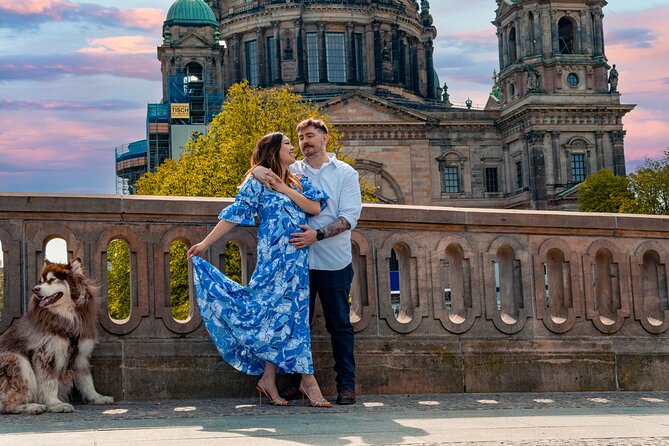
558,17,574,54
508,27,517,62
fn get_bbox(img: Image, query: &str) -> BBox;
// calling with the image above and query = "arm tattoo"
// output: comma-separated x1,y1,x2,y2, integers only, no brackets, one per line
319,216,351,239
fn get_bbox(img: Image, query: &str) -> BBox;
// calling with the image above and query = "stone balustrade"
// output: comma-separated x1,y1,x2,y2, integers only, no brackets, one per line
1,193,669,400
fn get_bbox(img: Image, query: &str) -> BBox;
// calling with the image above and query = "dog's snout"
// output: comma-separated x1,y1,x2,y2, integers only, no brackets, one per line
33,285,40,294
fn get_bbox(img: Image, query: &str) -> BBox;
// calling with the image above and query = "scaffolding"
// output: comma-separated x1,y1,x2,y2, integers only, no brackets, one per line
146,103,170,172
168,61,223,126
115,139,148,194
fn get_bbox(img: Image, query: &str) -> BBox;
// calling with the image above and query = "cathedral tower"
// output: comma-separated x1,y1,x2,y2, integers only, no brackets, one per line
493,0,634,209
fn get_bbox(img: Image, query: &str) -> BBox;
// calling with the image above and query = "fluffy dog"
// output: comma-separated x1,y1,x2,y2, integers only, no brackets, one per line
0,259,113,414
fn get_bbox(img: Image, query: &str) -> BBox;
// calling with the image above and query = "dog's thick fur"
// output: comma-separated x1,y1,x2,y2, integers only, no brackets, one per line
0,259,113,414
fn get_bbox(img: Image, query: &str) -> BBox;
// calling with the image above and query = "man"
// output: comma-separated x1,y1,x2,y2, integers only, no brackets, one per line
255,118,362,405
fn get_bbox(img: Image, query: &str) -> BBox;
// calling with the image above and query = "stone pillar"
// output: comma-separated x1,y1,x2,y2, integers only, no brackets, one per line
550,10,559,55
497,28,506,69
592,7,604,57
581,9,593,55
533,8,542,55
410,37,419,94
273,22,283,84
523,131,548,209
398,30,407,86
609,130,626,176
214,54,222,94
373,22,382,84
256,27,266,86
346,22,355,83
551,131,561,186
161,55,171,101
230,34,241,87
503,143,512,194
595,130,604,170
425,39,435,99
295,19,305,83
318,21,327,83
392,24,400,83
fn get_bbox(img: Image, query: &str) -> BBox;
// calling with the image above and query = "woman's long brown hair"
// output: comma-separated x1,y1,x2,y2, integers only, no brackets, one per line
245,132,302,190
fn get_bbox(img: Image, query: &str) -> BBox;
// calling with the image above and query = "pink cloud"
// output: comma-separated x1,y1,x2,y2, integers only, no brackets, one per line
79,36,158,55
604,5,669,165
0,1,165,31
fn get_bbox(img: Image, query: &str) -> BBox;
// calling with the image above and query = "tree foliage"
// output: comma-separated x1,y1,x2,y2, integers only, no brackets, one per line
577,168,632,213
620,149,669,215
107,239,131,320
135,82,375,199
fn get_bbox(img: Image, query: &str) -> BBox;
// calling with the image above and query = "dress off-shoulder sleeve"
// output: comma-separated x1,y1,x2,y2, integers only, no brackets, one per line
300,175,329,213
218,178,261,226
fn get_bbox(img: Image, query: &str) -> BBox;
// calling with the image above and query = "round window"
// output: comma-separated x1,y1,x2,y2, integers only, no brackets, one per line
566,73,579,87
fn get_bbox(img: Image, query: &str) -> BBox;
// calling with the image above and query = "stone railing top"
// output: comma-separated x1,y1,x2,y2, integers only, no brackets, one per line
2,193,669,235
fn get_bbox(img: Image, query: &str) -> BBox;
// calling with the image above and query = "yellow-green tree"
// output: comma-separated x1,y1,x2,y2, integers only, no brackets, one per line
136,82,374,199
107,239,131,320
169,241,190,320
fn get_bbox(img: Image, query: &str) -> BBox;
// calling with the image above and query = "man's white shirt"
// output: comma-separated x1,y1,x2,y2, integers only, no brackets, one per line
290,154,362,271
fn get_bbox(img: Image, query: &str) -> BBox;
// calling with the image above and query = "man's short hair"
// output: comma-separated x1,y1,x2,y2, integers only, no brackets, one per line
297,118,329,135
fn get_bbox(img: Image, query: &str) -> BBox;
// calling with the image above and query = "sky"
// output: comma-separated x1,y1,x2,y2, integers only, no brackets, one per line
0,0,668,195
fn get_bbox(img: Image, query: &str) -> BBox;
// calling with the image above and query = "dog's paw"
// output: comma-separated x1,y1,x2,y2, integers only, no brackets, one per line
90,395,114,405
47,402,74,413
12,403,47,415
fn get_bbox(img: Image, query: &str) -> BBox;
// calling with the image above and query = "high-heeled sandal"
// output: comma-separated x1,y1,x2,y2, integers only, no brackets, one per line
256,383,289,406
299,383,332,408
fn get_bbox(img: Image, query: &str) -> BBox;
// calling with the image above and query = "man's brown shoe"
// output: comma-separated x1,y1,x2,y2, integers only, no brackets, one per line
336,388,356,405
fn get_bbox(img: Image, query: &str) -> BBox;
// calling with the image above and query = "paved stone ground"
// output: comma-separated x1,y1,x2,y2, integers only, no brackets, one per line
0,391,668,445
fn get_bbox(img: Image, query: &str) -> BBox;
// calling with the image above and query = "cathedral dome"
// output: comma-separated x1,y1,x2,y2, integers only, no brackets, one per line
165,0,218,28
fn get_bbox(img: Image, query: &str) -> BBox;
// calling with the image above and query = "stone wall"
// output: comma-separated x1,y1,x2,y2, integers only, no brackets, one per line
1,194,669,400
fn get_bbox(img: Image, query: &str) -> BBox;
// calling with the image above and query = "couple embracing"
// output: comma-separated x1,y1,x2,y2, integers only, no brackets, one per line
187,118,362,407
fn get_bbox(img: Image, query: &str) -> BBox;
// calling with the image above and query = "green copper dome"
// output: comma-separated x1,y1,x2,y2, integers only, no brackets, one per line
165,0,218,28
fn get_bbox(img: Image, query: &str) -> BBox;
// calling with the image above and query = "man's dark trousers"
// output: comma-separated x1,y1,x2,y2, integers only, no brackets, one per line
286,263,355,392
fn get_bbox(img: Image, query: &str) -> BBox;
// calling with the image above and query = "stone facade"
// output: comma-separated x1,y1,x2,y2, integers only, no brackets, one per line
2,194,669,399
122,0,635,209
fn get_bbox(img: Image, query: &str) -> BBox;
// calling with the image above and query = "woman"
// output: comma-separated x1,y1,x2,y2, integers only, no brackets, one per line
187,132,331,407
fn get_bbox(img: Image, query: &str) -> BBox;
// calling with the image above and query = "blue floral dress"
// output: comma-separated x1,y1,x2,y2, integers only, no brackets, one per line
191,176,327,376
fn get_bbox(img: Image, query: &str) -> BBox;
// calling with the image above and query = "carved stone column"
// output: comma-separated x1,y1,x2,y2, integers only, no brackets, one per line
272,21,283,84
497,28,506,69
318,22,327,83
346,22,355,83
595,130,604,170
551,130,561,186
398,30,407,86
592,7,604,57
230,34,241,87
392,24,400,83
580,9,593,55
213,54,222,94
503,143,512,194
425,39,435,98
550,10,559,55
523,131,548,209
373,22,382,84
294,19,304,83
609,130,626,176
533,8,542,55
256,27,266,86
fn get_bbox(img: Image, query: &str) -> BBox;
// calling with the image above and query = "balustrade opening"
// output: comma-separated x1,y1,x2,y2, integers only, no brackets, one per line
543,248,571,323
593,248,621,325
222,241,242,284
349,242,366,324
493,246,523,324
443,244,471,323
642,250,669,325
169,240,190,321
107,239,132,321
45,237,68,263
389,245,414,323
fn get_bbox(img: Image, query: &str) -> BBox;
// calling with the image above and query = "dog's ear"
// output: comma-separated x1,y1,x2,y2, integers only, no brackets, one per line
43,259,52,266
70,258,83,273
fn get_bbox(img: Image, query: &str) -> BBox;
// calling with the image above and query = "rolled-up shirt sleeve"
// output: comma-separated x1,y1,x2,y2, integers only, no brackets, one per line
337,168,362,230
